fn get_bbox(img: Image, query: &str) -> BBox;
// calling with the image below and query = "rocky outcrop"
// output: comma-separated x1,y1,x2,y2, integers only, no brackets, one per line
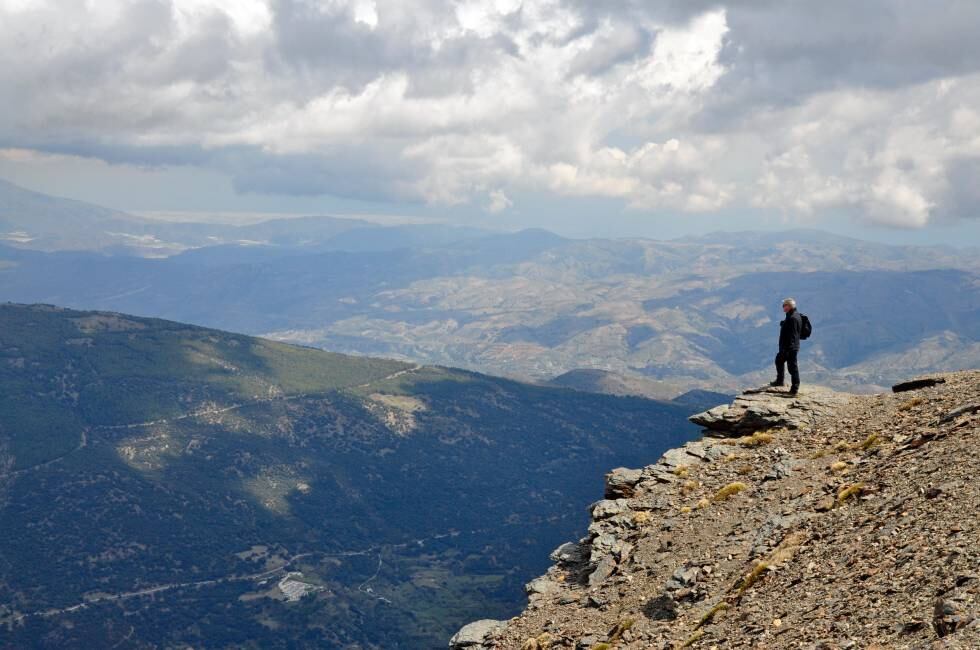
449,620,508,649
458,371,980,649
688,385,850,435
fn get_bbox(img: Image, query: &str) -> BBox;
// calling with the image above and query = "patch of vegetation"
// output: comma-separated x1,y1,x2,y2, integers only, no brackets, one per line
898,397,924,411
0,304,702,650
722,430,777,447
837,482,867,505
696,601,729,628
734,531,806,597
680,628,705,647
736,561,770,596
713,482,748,501
607,618,635,642
858,433,880,450
521,632,554,650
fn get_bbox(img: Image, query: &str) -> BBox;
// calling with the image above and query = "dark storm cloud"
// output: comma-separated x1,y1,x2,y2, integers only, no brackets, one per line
715,1,980,106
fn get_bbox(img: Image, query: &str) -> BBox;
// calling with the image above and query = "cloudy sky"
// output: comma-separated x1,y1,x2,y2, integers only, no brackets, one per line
2,0,979,242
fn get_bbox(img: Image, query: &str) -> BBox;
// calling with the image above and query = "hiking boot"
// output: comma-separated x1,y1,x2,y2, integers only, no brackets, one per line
769,380,785,387
788,385,799,395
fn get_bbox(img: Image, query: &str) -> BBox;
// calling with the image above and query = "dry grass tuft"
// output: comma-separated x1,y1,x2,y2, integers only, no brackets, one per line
770,531,806,564
858,433,880,450
713,482,749,502
696,602,729,628
836,482,866,505
736,464,754,475
681,479,700,495
833,433,881,454
737,561,769,596
695,498,711,510
898,397,924,411
830,460,849,474
521,632,555,650
632,511,652,525
721,452,740,463
608,619,635,643
735,531,806,597
680,505,692,514
673,465,690,478
722,430,776,447
680,629,705,648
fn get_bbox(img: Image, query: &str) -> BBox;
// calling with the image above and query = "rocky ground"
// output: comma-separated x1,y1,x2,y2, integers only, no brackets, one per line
452,371,980,649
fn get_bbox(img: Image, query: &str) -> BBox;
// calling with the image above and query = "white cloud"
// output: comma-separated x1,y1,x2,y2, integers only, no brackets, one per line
1,0,979,227
485,189,512,213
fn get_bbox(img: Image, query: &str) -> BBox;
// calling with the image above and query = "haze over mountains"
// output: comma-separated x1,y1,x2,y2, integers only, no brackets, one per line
1,179,977,398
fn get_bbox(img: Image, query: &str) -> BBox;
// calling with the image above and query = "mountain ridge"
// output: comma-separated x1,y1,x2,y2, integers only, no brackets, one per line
459,370,980,649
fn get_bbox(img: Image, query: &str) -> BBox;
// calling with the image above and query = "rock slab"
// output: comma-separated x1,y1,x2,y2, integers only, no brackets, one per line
689,385,851,435
449,620,507,649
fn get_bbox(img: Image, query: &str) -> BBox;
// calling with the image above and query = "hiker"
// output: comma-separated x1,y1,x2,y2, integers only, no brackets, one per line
771,298,804,395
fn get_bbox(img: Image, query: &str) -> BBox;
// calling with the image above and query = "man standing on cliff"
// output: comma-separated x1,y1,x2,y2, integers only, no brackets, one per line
771,298,802,395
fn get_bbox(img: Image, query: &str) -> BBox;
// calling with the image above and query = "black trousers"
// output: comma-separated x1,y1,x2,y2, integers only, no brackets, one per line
775,349,800,387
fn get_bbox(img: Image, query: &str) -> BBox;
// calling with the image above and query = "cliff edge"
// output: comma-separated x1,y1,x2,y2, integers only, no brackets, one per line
452,371,980,649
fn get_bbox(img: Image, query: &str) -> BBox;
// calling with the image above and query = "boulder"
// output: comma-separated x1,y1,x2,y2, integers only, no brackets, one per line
526,576,560,597
588,554,617,587
605,467,644,498
449,619,508,649
550,541,586,566
590,499,629,520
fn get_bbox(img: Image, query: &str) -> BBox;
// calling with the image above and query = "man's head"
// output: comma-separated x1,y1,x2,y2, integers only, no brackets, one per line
782,298,796,313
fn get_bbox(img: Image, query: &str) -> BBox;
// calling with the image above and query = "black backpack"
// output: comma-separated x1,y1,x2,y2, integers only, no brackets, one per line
800,313,812,340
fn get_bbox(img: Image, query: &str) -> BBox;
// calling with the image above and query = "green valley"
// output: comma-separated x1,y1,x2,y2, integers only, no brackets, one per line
0,304,697,649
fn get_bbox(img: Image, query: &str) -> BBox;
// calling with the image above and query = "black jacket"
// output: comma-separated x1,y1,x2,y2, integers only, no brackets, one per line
779,309,802,352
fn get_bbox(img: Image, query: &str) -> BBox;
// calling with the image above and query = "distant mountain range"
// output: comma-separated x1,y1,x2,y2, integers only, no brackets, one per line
0,304,696,649
0,177,488,256
0,177,978,396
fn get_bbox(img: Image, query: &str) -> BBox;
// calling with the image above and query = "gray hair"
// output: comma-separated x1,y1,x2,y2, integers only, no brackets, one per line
782,298,796,308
